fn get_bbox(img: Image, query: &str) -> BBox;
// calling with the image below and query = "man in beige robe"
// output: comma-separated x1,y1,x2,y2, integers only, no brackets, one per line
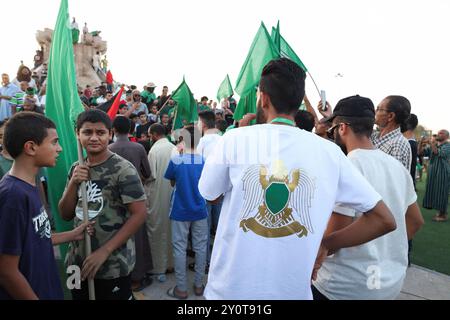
146,123,176,281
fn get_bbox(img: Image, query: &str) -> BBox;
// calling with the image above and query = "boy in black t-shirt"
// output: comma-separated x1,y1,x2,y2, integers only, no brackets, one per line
0,112,92,300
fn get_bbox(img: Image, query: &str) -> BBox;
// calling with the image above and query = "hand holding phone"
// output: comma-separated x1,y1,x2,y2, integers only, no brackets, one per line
321,90,327,111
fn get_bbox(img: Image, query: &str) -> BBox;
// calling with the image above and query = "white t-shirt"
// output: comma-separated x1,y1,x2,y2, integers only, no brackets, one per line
197,133,222,160
198,124,382,300
313,149,417,300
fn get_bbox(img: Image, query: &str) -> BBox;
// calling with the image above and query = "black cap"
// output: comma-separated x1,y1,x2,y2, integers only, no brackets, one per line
327,95,375,122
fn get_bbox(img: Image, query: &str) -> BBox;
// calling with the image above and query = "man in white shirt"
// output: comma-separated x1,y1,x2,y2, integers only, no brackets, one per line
198,58,397,300
197,110,223,268
312,95,424,300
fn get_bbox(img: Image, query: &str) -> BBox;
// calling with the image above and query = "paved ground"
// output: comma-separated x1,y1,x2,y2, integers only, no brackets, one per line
134,262,450,300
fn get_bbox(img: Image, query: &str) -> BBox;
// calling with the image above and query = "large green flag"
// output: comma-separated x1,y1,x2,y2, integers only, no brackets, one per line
271,25,308,72
45,0,84,254
217,74,233,102
235,22,280,97
233,87,257,122
171,78,198,130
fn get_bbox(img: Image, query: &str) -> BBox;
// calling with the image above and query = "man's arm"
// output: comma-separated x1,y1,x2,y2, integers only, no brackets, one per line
303,94,319,124
0,95,12,100
405,202,424,240
58,165,90,221
0,255,38,300
51,221,95,245
322,201,396,252
140,148,151,180
80,200,147,280
312,212,353,280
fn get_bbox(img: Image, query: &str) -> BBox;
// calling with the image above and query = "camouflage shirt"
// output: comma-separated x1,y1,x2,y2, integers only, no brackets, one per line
65,153,146,280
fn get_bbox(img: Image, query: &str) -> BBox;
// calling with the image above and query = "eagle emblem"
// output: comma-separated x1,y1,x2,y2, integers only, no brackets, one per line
240,160,315,238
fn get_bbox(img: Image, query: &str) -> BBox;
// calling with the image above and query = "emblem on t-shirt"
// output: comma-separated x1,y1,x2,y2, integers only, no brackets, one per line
33,207,52,239
75,180,105,220
240,160,315,238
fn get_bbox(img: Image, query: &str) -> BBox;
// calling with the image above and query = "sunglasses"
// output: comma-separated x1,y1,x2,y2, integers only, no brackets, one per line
327,122,350,139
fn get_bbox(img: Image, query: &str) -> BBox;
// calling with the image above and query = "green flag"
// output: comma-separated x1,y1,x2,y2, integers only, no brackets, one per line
171,78,198,130
217,74,233,102
273,20,281,53
233,87,257,122
235,22,280,97
45,0,84,254
271,25,308,72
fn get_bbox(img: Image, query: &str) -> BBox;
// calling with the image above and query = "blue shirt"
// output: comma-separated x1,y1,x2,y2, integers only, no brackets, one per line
0,175,63,300
164,154,207,221
0,83,20,121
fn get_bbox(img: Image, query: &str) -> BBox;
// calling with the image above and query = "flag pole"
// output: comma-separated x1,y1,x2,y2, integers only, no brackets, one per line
171,106,179,133
307,71,322,98
76,139,96,300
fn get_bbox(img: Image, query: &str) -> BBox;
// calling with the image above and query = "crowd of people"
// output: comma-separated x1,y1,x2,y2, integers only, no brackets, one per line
0,57,449,300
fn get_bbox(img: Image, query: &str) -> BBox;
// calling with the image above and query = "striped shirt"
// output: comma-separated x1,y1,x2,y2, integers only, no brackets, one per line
371,127,412,171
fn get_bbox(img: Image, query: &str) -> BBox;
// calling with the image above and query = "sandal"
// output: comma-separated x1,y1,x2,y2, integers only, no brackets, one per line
432,215,448,222
193,284,205,297
167,286,188,300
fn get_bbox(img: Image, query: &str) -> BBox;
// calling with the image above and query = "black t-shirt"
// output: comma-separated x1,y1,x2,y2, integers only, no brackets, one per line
0,175,63,300
136,122,153,139
157,95,169,109
409,140,418,188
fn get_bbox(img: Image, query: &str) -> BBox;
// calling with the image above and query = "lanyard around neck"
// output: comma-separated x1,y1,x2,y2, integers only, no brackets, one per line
270,117,295,127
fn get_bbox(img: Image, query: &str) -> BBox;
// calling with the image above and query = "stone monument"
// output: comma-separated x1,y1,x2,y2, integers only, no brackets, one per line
35,26,108,89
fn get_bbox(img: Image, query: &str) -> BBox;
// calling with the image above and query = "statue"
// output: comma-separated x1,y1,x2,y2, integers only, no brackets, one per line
36,22,108,89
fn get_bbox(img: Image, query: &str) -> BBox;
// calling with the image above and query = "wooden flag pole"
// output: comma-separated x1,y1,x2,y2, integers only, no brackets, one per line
76,139,96,300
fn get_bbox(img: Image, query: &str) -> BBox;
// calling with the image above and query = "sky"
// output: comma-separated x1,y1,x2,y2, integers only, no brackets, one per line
1,0,449,132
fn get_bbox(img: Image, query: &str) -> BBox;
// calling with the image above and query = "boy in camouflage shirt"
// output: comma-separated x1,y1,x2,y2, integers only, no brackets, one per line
59,110,147,300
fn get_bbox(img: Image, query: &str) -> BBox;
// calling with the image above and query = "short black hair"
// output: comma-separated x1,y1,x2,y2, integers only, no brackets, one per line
401,113,418,133
295,110,315,132
201,96,208,102
112,116,131,135
76,109,112,131
385,95,411,125
4,112,56,159
259,58,306,115
180,126,201,149
149,123,166,137
198,110,216,129
137,111,146,117
335,116,375,138
215,119,228,133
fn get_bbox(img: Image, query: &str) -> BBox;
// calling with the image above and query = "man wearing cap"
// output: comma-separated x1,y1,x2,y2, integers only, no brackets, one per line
142,83,157,110
312,95,423,300
371,96,412,171
198,58,397,300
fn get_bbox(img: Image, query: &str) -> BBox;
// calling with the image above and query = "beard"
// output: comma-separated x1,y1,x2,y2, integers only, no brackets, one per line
334,130,348,155
256,100,267,124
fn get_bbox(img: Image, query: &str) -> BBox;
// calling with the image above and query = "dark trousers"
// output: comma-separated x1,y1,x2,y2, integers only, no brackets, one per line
311,285,329,300
71,275,134,300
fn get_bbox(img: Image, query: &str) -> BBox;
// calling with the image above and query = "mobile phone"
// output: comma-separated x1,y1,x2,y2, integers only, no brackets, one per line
320,90,327,111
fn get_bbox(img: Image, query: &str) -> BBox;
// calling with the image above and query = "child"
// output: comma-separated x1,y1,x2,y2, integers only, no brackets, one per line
0,112,92,300
58,109,147,300
164,126,208,299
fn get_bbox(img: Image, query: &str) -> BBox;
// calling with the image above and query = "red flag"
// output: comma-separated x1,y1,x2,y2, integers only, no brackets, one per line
107,86,125,120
